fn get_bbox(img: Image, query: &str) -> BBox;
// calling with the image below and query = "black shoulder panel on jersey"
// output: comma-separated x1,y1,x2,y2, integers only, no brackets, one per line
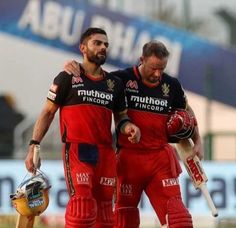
50,71,73,105
162,74,187,110
105,71,128,113
111,67,135,82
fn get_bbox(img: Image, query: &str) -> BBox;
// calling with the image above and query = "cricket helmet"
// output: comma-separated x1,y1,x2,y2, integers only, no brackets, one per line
10,171,51,216
167,109,197,143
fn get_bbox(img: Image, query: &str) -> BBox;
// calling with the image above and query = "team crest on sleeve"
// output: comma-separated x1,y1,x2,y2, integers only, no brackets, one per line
162,83,170,97
107,79,115,91
48,84,58,101
47,91,56,101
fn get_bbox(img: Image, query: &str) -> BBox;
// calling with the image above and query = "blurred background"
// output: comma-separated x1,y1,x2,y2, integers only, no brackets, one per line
0,0,236,227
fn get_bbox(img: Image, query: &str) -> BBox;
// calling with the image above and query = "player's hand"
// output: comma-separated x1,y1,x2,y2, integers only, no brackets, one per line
25,145,41,174
192,139,204,160
64,59,81,76
123,123,141,143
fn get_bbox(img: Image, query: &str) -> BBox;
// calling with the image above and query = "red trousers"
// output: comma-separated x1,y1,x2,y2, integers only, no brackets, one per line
115,144,182,225
62,143,116,227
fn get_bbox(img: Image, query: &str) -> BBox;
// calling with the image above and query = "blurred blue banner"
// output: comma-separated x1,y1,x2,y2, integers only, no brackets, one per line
2,160,236,217
0,0,235,107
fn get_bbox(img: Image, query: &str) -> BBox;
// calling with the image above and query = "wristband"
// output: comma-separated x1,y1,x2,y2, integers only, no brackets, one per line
117,118,130,133
29,139,40,145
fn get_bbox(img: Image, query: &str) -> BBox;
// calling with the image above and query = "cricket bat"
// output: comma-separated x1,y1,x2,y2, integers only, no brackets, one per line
15,145,40,228
175,139,218,217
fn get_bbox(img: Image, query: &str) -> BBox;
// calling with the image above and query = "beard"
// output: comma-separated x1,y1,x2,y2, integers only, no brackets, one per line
148,76,160,83
87,50,106,65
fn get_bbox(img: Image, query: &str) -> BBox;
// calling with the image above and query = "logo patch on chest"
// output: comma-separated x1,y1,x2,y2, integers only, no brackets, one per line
162,83,170,97
107,79,115,91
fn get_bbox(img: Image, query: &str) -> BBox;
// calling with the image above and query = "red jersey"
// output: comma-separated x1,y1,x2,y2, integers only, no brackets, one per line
47,70,127,146
113,66,187,150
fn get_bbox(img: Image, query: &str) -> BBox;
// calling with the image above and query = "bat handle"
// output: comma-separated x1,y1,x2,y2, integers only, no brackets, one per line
33,144,40,173
187,138,194,147
199,184,218,217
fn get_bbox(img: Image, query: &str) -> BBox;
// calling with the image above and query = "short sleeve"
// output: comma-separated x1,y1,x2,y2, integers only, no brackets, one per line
113,79,128,113
172,78,187,109
47,71,72,106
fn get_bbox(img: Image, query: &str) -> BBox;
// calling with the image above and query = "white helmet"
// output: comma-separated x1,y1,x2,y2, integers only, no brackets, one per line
10,171,51,216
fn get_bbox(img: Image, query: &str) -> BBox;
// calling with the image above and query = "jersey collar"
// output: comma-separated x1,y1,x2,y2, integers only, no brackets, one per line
133,65,161,88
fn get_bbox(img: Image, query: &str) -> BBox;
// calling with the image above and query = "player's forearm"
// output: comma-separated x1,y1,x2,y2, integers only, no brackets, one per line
114,110,130,134
186,104,204,159
114,110,141,143
186,104,200,143
186,103,195,117
31,101,58,143
32,113,53,142
191,125,201,144
31,110,55,142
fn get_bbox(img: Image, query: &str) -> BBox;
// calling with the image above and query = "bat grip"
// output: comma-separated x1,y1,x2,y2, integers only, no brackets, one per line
187,138,194,147
33,144,40,173
199,184,218,217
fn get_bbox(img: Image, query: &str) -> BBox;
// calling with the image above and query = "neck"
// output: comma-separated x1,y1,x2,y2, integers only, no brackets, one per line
138,64,160,87
138,64,147,83
81,61,102,77
138,64,144,78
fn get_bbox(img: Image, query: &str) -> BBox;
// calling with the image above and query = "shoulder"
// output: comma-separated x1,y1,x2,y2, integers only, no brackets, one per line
103,71,126,91
53,71,73,84
55,71,73,80
162,73,182,86
104,71,123,85
111,67,133,79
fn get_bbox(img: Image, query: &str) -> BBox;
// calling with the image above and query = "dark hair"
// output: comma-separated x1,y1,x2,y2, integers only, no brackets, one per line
80,27,107,44
142,41,169,58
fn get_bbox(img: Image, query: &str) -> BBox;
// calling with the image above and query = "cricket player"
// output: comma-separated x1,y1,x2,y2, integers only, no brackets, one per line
64,41,203,227
25,27,140,228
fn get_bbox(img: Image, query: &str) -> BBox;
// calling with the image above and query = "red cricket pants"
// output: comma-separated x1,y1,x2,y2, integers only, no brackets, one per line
115,144,182,225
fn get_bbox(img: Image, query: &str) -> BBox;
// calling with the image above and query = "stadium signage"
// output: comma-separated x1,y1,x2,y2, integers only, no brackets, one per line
18,0,182,77
0,0,235,106
1,161,236,217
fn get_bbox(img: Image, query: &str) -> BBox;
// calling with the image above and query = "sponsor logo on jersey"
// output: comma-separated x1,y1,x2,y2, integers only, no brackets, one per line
78,89,113,105
78,90,113,101
162,178,179,187
72,76,83,84
130,95,168,112
126,80,138,90
107,79,115,91
47,91,56,101
162,83,170,97
120,184,133,196
126,80,139,93
100,177,116,186
72,76,84,88
76,172,90,185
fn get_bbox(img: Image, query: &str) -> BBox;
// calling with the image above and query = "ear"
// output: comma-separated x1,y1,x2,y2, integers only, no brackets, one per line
140,56,144,63
79,44,86,54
